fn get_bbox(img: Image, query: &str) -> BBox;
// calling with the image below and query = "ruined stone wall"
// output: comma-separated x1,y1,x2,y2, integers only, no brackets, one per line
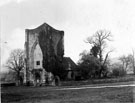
24,23,64,82
38,26,64,73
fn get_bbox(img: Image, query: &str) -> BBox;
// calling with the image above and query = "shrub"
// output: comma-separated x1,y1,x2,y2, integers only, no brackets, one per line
112,68,119,77
78,56,101,79
112,68,126,77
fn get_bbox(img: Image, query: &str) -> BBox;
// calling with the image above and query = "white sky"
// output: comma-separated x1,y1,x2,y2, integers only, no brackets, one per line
1,0,135,71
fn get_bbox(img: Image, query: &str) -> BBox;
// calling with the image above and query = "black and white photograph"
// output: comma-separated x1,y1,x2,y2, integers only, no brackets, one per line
1,0,135,103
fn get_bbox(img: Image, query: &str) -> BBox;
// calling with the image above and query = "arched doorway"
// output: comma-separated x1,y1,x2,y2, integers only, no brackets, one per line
35,71,41,84
32,69,42,86
35,72,40,82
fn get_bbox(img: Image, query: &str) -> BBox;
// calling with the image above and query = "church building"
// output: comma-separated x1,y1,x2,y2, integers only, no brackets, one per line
24,23,64,85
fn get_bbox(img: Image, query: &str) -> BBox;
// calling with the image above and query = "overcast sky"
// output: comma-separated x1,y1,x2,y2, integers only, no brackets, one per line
1,0,135,71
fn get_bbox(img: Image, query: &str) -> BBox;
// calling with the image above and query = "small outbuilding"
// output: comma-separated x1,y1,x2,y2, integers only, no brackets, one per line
62,57,77,80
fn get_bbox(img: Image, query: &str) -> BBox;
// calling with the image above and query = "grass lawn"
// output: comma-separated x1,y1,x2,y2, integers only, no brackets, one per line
1,84,135,103
62,75,135,86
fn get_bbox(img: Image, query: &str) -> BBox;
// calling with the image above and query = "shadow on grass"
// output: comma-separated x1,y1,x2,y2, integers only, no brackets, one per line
1,93,26,103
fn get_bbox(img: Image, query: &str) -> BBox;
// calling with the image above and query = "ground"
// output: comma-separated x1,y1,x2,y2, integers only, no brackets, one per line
1,82,135,103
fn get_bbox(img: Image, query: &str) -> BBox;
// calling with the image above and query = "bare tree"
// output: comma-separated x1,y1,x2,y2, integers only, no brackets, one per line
128,49,135,74
5,49,24,85
86,29,112,62
86,30,113,77
103,50,113,67
119,55,132,73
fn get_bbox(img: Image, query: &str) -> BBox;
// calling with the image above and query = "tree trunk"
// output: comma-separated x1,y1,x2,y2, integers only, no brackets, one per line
99,50,102,62
16,71,20,86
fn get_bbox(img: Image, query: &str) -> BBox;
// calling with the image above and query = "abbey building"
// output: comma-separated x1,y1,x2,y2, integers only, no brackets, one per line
24,23,64,85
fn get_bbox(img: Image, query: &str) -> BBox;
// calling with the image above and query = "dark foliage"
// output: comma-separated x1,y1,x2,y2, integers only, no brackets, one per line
78,54,101,79
52,59,67,80
112,68,126,77
84,30,113,78
90,45,100,58
38,27,64,76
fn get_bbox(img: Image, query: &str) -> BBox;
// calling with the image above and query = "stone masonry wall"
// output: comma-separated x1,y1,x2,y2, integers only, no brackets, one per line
25,23,64,83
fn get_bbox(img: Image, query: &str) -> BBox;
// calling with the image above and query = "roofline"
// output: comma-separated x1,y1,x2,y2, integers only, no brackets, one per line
25,22,64,33
63,57,77,65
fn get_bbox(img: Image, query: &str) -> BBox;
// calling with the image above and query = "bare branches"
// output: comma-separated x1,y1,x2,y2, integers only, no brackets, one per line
119,55,132,72
86,29,112,63
103,50,113,66
5,49,24,72
85,36,97,46
86,30,112,46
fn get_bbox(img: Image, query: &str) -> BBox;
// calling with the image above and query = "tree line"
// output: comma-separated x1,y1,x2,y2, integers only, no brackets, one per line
77,30,135,80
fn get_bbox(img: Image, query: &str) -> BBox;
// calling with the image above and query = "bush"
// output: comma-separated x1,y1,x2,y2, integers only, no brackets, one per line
112,69,119,77
119,69,126,76
112,68,126,77
53,61,68,80
78,56,101,79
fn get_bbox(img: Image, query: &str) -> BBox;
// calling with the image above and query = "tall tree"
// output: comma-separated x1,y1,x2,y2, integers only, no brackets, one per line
5,49,24,85
124,50,135,75
86,29,112,62
119,55,132,73
86,30,112,77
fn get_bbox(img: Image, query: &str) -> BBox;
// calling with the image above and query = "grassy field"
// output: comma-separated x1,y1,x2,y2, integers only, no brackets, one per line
2,83,135,103
62,75,135,86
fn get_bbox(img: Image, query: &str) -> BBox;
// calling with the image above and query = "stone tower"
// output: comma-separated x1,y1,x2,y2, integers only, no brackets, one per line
24,23,64,84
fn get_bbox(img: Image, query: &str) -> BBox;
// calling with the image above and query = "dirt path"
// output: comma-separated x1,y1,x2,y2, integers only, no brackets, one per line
56,83,135,90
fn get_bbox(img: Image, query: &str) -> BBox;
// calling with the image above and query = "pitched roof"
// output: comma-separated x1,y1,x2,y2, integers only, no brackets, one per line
63,57,77,69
